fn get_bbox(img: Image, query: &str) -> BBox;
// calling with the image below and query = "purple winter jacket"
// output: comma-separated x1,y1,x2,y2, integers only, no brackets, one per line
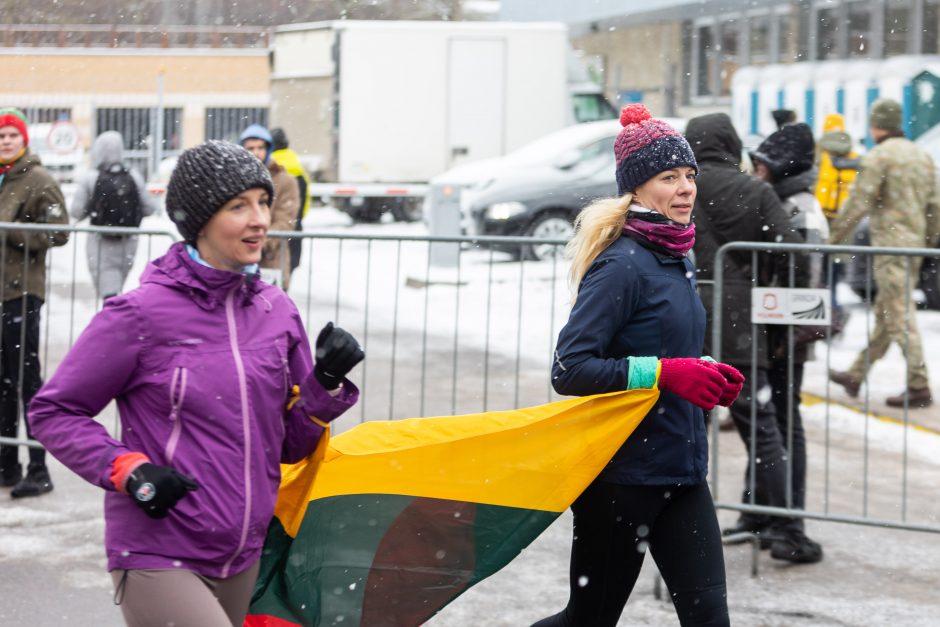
29,242,358,578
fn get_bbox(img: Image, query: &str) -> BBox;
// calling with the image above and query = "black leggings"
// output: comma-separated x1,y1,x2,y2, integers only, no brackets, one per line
532,481,729,627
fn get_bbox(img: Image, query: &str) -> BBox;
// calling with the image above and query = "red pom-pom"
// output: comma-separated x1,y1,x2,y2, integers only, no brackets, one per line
620,104,652,127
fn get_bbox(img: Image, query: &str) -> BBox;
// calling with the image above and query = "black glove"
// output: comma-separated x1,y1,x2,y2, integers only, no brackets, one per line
125,463,199,520
313,322,365,390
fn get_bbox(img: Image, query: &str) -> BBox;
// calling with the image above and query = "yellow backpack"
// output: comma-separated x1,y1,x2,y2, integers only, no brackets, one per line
815,150,860,220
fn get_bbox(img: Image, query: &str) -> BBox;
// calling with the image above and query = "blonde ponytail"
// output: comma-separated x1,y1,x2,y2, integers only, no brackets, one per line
566,193,633,301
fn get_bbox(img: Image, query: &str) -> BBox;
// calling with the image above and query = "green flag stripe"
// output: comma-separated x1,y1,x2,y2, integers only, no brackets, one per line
250,494,559,626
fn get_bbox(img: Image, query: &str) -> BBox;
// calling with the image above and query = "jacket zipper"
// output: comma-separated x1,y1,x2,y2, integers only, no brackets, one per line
164,366,188,464
221,286,253,579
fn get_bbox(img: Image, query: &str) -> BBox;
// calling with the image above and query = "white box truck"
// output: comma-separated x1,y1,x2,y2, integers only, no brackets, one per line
270,20,614,222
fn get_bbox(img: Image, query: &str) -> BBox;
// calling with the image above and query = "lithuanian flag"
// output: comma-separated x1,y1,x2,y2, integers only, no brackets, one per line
245,388,658,627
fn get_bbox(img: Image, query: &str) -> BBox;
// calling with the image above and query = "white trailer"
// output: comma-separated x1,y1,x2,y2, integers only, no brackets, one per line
271,20,613,222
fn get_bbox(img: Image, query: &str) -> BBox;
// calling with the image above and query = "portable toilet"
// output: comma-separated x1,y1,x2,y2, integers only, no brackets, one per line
910,69,940,139
841,59,879,148
812,60,851,136
781,63,813,130
731,65,761,136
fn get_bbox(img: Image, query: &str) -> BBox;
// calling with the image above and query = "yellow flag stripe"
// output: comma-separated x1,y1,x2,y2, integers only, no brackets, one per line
274,389,658,538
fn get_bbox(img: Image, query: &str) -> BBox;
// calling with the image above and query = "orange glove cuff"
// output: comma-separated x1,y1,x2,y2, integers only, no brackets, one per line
111,452,151,493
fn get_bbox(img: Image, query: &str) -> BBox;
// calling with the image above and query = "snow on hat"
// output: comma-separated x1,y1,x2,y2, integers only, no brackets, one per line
0,108,29,147
749,122,816,179
869,98,902,132
165,140,274,244
614,104,697,196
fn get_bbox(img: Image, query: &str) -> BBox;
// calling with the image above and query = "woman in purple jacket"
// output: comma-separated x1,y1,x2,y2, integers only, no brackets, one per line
28,140,363,627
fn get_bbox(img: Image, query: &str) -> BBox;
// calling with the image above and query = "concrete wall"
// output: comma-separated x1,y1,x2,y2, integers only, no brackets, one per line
573,22,684,117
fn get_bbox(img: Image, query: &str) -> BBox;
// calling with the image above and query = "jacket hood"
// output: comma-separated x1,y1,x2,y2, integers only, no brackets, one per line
818,131,854,156
685,113,742,168
91,131,124,167
772,167,818,200
142,242,262,310
240,124,272,148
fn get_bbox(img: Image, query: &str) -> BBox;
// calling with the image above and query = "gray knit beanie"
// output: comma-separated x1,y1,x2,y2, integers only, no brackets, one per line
869,98,903,132
166,140,274,243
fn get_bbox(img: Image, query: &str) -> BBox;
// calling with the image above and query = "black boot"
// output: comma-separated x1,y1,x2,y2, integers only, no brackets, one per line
0,461,22,487
770,529,823,564
11,462,53,498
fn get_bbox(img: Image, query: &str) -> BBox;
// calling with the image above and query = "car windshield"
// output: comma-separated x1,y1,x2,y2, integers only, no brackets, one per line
555,136,616,174
501,122,620,167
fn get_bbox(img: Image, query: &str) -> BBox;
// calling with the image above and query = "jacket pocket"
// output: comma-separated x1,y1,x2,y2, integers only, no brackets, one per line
164,366,188,464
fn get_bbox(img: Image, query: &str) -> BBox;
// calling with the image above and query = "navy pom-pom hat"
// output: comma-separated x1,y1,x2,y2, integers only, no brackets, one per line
614,104,697,196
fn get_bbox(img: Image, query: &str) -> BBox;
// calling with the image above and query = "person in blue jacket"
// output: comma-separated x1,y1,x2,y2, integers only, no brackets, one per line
533,105,743,627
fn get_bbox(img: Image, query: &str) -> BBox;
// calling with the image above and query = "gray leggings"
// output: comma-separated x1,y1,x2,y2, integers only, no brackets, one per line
111,560,260,627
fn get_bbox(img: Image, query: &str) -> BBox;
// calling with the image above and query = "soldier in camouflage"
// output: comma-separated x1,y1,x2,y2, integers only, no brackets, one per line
829,98,940,408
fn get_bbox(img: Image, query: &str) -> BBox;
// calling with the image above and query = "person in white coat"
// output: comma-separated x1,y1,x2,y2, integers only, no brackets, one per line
70,131,160,299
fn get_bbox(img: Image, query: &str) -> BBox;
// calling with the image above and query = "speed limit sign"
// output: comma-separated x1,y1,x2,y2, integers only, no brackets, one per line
47,121,80,155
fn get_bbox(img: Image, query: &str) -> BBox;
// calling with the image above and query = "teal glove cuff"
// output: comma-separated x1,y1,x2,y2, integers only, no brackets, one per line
701,355,716,363
626,356,659,390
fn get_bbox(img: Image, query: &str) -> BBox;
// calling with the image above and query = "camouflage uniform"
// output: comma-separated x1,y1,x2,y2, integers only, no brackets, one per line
829,136,940,390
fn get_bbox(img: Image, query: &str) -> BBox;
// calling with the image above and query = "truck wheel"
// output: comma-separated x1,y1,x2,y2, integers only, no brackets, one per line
523,211,573,261
348,199,384,223
390,197,423,223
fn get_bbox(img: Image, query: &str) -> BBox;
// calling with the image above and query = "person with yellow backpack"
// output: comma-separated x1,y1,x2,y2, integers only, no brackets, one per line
815,113,861,222
271,127,312,276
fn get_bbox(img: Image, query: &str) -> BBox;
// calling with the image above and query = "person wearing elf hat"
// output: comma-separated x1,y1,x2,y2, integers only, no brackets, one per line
28,140,362,626
0,108,69,498
535,104,741,627
239,124,299,291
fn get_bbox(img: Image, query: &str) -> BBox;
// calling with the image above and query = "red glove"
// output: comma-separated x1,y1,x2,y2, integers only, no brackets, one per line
713,362,744,407
658,358,726,410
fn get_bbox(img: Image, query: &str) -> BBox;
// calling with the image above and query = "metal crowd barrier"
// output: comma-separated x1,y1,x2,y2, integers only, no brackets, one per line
710,240,940,573
0,223,570,453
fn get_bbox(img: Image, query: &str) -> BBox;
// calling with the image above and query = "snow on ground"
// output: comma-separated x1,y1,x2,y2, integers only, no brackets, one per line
2,203,940,625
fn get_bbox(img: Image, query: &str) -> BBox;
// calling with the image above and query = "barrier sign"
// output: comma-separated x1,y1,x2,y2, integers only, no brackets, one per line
751,288,831,325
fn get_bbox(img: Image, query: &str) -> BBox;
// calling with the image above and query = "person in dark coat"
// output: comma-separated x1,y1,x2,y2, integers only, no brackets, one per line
533,104,743,627
686,113,823,564
748,123,828,563
0,108,70,498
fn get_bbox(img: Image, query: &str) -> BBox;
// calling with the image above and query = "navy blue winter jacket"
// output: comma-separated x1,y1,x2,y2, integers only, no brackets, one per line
552,233,708,485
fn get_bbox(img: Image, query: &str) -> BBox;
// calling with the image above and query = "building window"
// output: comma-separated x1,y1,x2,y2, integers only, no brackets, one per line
21,108,72,124
719,19,739,97
848,1,872,57
926,0,940,54
778,12,793,61
696,24,715,97
205,107,269,144
817,6,840,60
884,1,912,56
95,107,183,179
96,107,182,152
750,15,770,64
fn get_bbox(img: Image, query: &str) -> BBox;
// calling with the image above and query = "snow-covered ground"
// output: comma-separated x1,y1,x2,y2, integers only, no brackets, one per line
2,204,940,626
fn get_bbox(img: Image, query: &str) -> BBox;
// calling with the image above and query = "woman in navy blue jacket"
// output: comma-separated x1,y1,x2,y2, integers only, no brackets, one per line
533,105,743,627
